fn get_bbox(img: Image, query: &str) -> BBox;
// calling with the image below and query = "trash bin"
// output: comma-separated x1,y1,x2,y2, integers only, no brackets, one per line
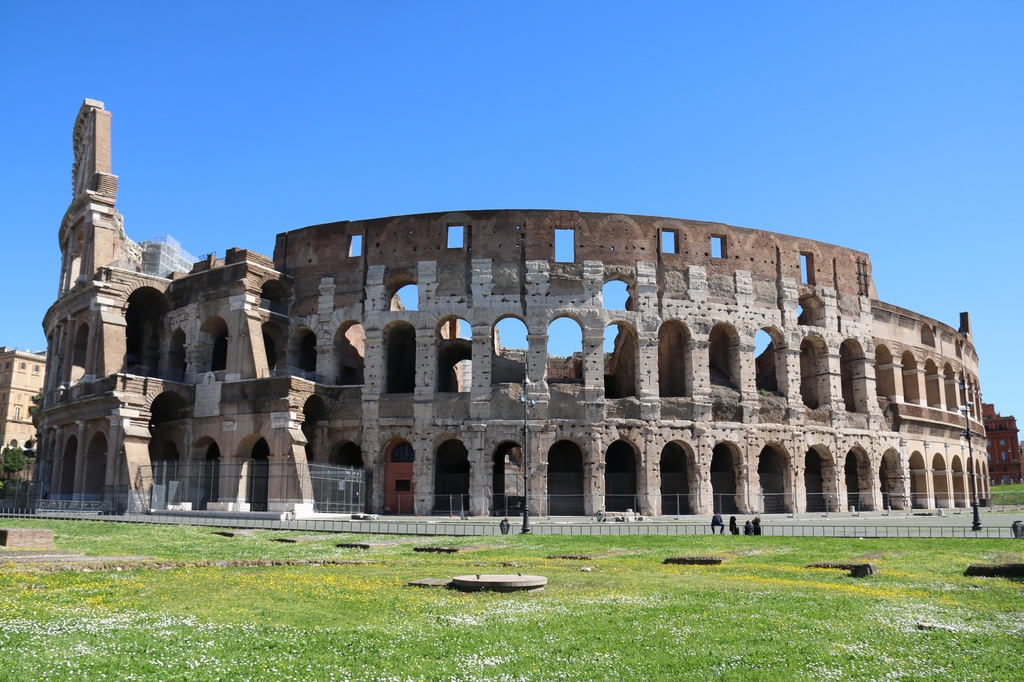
499,518,511,535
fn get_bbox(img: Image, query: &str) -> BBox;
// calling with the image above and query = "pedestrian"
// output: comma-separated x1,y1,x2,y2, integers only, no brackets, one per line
711,512,724,534
752,517,762,536
729,516,739,535
744,519,754,535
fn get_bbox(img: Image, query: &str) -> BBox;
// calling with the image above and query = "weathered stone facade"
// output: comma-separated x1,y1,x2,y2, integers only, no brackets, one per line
34,100,991,517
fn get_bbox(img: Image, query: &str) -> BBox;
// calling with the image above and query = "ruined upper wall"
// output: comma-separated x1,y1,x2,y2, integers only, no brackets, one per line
273,210,878,315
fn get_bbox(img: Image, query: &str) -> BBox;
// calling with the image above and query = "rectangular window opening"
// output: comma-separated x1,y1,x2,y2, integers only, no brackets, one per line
555,229,575,263
447,225,465,249
800,252,815,285
348,235,363,258
395,479,411,492
662,230,677,254
710,235,724,259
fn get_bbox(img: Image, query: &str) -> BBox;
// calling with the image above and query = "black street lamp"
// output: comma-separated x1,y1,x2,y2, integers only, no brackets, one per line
959,379,982,532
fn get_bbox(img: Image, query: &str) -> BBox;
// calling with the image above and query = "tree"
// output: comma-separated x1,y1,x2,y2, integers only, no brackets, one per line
2,446,27,477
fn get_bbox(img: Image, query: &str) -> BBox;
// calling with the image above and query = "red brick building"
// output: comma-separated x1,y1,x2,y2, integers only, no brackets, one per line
983,404,1022,485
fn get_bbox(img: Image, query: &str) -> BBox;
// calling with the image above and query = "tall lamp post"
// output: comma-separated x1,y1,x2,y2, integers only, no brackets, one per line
959,380,982,532
520,367,535,534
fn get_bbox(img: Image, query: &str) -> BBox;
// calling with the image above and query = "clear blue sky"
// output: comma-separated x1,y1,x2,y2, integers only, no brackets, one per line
1,2,1021,418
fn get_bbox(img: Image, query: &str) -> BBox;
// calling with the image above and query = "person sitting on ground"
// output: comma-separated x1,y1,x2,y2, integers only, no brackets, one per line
729,516,739,535
744,519,754,535
752,517,762,536
711,512,724,534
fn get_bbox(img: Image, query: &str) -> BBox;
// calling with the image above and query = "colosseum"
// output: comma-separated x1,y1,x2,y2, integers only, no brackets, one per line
32,99,991,519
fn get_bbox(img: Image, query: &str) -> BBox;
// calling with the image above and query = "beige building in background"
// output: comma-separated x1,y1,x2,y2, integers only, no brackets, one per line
0,347,46,454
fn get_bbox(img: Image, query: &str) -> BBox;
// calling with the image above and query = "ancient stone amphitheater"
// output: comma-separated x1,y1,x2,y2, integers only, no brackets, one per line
34,100,990,518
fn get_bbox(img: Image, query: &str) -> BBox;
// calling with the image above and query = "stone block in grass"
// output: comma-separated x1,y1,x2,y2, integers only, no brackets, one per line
664,556,725,565
414,546,459,554
0,528,54,549
964,563,1024,578
407,578,453,588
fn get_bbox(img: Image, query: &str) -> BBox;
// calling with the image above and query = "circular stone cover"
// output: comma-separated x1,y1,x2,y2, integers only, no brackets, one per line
451,574,547,592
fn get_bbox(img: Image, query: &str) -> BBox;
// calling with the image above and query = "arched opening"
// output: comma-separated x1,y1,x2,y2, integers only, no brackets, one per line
391,283,418,311
491,441,524,516
754,329,783,394
874,345,896,400
492,317,528,385
261,322,286,375
804,447,834,512
289,329,317,376
83,433,107,501
758,444,789,513
943,363,958,412
839,339,866,413
434,440,470,515
602,279,632,311
660,442,692,515
931,453,949,508
658,321,690,398
708,323,740,391
924,359,942,408
901,352,921,404
604,440,638,512
383,441,415,514
797,294,826,327
328,441,363,467
909,451,927,508
844,449,870,511
604,323,637,399
878,449,903,510
335,322,366,385
70,323,89,382
167,329,187,382
800,336,829,410
150,391,188,426
437,318,472,393
920,324,935,347
196,438,220,509
248,438,270,512
710,443,739,513
547,317,583,383
124,287,169,377
951,455,966,507
547,440,584,516
197,317,229,375
58,435,78,499
260,280,289,315
301,395,329,462
384,322,417,394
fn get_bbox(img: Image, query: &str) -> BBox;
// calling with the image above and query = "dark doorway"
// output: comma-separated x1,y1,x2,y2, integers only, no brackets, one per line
604,441,637,512
248,438,270,512
710,444,738,513
547,441,585,515
434,440,470,515
660,442,691,515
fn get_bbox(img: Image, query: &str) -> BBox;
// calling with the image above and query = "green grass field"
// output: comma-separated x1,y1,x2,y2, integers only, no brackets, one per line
1,519,1022,681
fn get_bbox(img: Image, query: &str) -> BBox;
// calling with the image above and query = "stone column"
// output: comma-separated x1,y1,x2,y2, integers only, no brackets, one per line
582,331,605,423
49,425,65,498
637,331,660,421
781,347,805,424
71,420,88,500
470,323,492,420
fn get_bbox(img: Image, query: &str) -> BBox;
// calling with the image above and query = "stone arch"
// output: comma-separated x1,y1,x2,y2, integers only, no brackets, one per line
754,327,786,395
260,279,290,315
491,441,524,516
167,328,187,382
390,281,419,311
844,447,872,511
797,294,826,327
547,316,584,383
246,437,271,511
658,321,691,398
328,441,363,467
334,321,365,385
383,440,415,514
878,448,905,510
708,323,741,392
289,327,318,376
547,440,585,515
804,445,838,512
604,321,638,399
901,351,921,404
301,395,329,462
57,434,78,499
83,432,107,500
943,363,958,412
602,278,633,311
70,322,89,382
950,454,966,507
710,442,741,514
124,287,169,377
758,443,791,513
193,436,221,509
660,441,695,515
604,440,639,512
197,316,229,374
839,339,868,413
437,317,472,393
800,336,830,410
931,453,949,508
492,316,529,385
434,439,470,514
909,451,928,509
384,321,417,394
924,359,942,408
874,344,896,400
261,321,287,374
